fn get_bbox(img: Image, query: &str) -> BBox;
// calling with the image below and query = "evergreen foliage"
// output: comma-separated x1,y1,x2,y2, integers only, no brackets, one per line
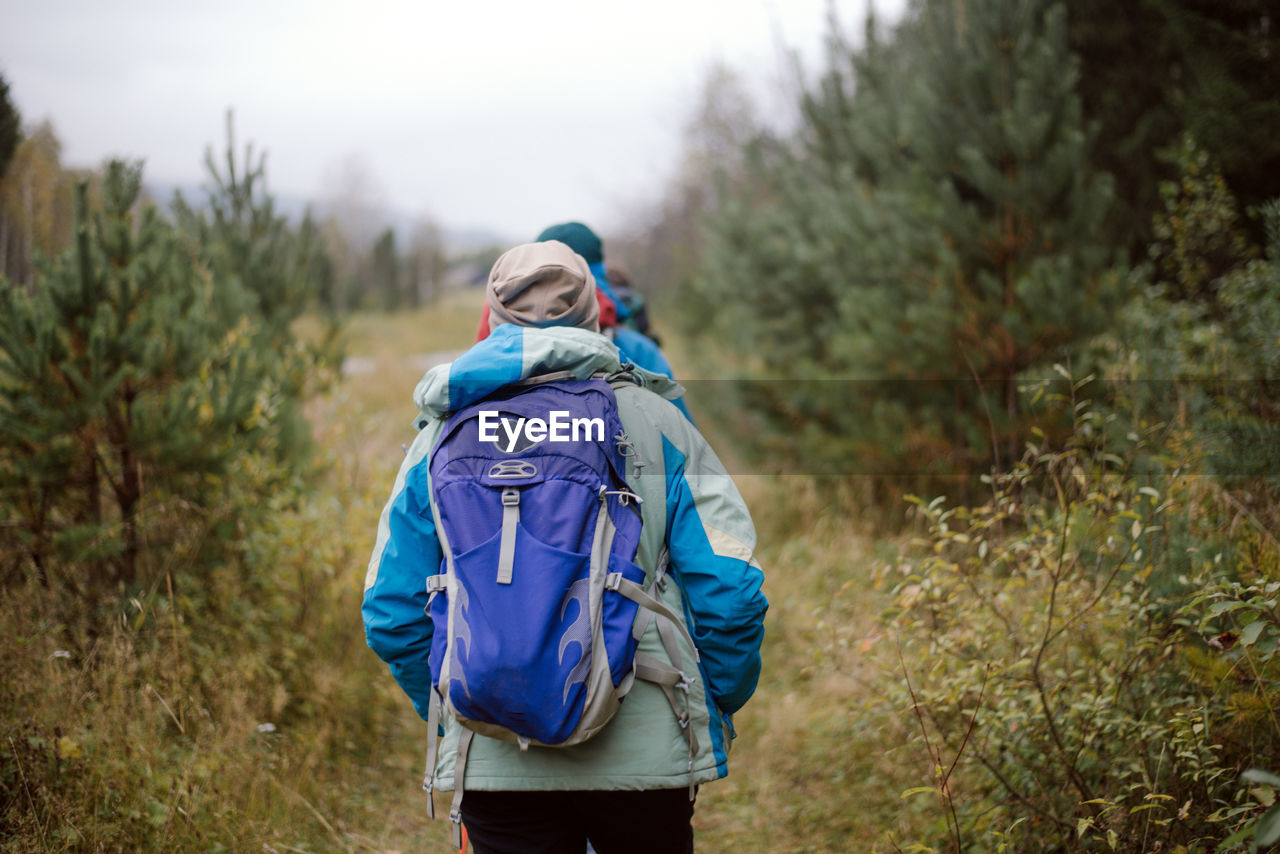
694,0,1123,492
1149,136,1258,305
369,226,403,310
862,117,1280,854
1196,201,1280,485
1100,143,1280,489
171,115,342,466
0,162,251,596
406,219,449,308
0,136,337,610
0,74,18,180
1068,0,1280,255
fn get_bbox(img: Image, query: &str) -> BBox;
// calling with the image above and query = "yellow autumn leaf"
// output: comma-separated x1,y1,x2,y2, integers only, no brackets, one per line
56,736,82,760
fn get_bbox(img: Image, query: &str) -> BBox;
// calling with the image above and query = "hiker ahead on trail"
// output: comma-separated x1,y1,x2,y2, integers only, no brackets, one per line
474,221,694,422
363,240,767,853
535,222,692,421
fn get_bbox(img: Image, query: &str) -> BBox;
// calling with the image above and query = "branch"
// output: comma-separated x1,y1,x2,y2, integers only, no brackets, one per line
1030,492,1098,807
899,641,964,852
942,665,990,790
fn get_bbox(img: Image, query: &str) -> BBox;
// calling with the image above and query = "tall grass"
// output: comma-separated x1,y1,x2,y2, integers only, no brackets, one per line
2,294,487,852
668,318,931,852
4,291,931,852
689,476,923,852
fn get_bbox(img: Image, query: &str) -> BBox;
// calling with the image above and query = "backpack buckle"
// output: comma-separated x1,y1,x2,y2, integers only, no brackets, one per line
501,488,520,507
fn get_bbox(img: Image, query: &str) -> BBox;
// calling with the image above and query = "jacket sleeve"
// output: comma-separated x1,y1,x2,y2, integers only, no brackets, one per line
660,424,768,715
362,431,442,721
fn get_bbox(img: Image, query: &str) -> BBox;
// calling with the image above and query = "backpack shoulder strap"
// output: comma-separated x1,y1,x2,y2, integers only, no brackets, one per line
619,547,702,800
599,366,642,390
510,370,577,388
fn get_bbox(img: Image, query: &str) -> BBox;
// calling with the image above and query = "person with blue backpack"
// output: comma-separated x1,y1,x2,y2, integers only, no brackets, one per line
362,240,767,853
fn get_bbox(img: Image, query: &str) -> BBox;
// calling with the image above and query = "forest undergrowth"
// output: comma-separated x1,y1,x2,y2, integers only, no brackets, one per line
6,289,1280,853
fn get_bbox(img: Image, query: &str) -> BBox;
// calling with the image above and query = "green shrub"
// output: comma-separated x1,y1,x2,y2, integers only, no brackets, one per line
871,380,1279,851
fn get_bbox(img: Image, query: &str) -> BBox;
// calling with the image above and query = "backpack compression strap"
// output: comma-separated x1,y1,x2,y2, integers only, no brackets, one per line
449,729,474,849
423,688,442,819
617,547,703,800
423,473,459,823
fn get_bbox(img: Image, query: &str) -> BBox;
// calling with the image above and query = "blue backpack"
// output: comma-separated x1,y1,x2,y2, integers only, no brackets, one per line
421,375,699,840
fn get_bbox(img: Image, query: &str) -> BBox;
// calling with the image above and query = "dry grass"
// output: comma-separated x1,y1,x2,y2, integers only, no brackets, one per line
0,581,457,852
328,304,927,850
661,320,933,852
689,476,923,853
319,288,485,462
4,297,927,852
342,287,484,356
1,294,487,853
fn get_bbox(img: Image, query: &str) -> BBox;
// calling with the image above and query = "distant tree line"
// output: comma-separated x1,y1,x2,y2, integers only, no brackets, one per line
0,74,80,291
0,88,450,315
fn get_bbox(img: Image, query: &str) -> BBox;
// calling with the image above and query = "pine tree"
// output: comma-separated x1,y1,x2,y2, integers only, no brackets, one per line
0,75,19,180
1150,135,1257,304
369,227,402,310
0,161,280,596
1068,0,1280,256
172,113,341,465
407,217,447,307
174,113,332,335
694,0,1124,491
0,144,344,610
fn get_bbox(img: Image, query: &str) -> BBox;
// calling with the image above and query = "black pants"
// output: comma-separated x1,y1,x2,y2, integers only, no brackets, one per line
460,788,695,854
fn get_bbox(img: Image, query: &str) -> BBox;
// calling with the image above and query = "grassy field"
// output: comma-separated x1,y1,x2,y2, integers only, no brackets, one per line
4,291,932,852
310,293,929,851
320,293,909,851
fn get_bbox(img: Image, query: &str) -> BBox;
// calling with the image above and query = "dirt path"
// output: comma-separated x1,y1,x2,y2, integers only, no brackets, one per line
342,349,466,376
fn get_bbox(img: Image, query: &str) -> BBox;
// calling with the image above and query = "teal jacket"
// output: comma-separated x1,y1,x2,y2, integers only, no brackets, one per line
610,326,694,422
362,324,767,791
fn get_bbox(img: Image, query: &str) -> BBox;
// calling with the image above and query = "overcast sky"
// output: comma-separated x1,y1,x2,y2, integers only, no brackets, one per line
1,0,901,244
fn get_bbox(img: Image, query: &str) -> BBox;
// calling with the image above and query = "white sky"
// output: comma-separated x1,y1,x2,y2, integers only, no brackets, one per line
0,0,900,243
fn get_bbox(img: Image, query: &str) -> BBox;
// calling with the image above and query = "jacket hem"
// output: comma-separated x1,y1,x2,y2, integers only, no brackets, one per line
430,766,725,792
